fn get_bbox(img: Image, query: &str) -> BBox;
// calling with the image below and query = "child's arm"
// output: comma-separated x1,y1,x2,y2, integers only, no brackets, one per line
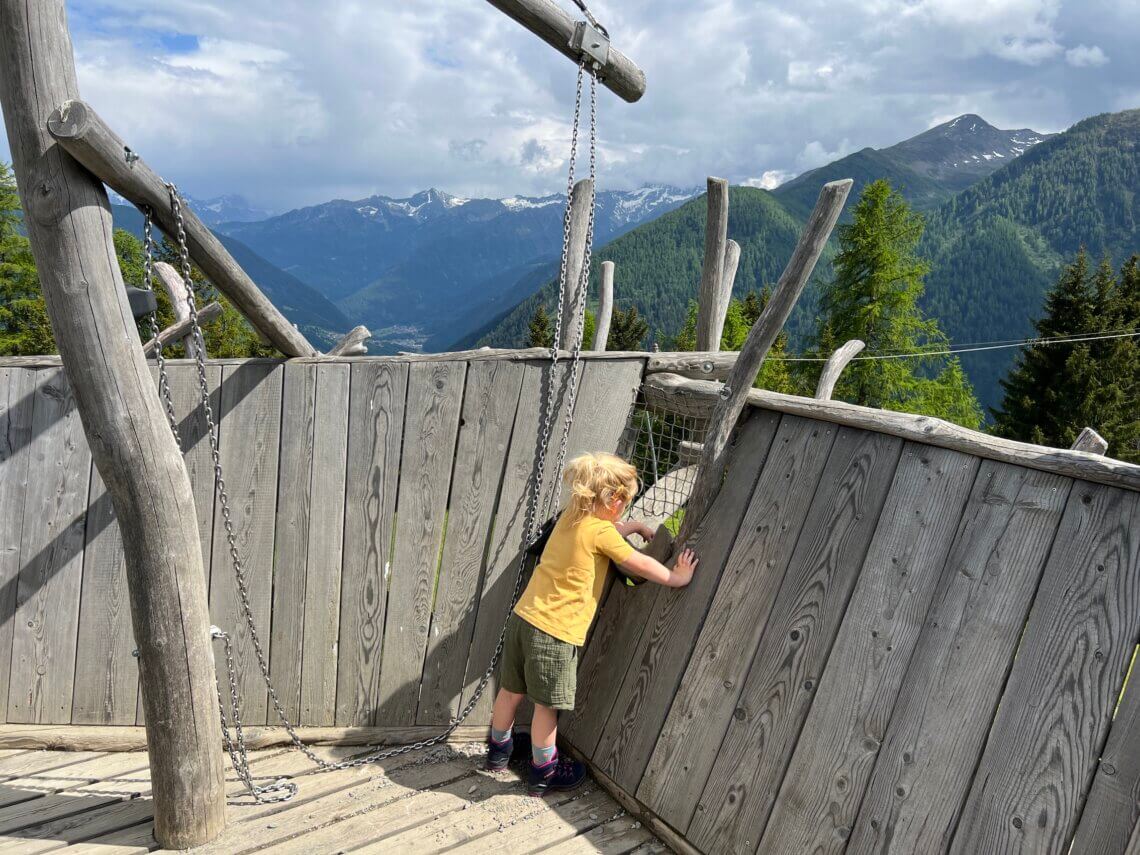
617,548,699,588
615,519,655,541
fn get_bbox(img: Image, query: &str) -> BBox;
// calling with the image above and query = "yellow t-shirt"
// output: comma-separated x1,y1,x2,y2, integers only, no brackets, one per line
514,514,635,646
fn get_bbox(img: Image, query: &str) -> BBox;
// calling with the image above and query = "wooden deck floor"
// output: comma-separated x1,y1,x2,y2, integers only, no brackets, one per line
0,744,665,853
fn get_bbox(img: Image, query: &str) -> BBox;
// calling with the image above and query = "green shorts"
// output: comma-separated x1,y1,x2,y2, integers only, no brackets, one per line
500,613,578,710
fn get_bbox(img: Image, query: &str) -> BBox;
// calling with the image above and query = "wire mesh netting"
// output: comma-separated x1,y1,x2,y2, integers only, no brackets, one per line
616,395,711,532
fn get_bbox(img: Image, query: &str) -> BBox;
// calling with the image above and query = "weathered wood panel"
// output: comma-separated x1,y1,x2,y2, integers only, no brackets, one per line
590,411,786,792
636,415,837,821
563,409,779,756
950,484,1140,855
757,445,978,855
267,362,318,723
417,360,523,725
208,362,282,724
8,369,93,724
0,368,35,712
669,428,903,847
335,362,408,727
1072,650,1140,853
848,462,1071,854
376,361,465,724
299,363,350,726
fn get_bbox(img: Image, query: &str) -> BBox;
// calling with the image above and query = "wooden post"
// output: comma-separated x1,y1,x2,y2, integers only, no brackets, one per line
814,339,865,400
593,260,614,350
676,179,852,548
142,301,222,355
46,99,317,358
720,238,741,323
154,261,201,359
0,0,225,847
695,178,730,351
1071,427,1108,455
328,325,371,356
483,0,646,103
558,178,594,351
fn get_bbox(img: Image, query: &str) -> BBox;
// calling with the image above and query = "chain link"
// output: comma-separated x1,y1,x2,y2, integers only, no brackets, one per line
142,57,600,800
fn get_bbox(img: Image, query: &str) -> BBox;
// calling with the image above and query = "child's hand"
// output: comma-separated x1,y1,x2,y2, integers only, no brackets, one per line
673,548,699,586
637,522,656,541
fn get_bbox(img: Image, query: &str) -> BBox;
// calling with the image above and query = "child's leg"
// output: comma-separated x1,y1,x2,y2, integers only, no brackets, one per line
491,688,525,734
531,703,559,763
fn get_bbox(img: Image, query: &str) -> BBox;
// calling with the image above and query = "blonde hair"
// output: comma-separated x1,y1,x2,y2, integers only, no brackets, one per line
562,452,639,523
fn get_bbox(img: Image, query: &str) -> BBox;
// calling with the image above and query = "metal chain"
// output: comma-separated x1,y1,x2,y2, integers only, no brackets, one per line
143,55,600,799
141,209,181,446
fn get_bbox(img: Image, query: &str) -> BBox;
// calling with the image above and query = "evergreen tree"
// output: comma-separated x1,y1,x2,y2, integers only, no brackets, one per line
527,305,553,348
608,305,649,350
814,179,983,428
0,162,51,356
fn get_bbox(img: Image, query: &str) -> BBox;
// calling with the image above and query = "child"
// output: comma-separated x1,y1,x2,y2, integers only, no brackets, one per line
485,451,699,796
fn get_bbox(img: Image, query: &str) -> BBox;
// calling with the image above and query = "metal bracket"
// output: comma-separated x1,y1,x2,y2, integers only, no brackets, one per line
570,20,610,69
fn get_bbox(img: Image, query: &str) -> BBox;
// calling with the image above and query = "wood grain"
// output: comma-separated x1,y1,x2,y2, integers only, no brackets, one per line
636,415,838,823
593,260,614,351
208,362,282,724
335,362,407,726
949,484,1140,855
0,368,35,719
588,411,784,791
558,179,594,352
417,360,523,724
299,362,350,725
376,361,465,724
696,177,730,352
8,369,92,724
757,445,978,855
849,462,1071,854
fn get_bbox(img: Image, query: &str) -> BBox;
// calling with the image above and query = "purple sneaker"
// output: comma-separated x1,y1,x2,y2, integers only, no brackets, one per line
485,734,513,771
528,751,586,797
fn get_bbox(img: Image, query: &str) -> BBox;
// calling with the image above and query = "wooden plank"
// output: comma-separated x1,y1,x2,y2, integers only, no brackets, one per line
689,430,900,854
637,415,837,821
0,368,36,719
0,750,115,781
208,362,283,724
267,362,318,723
8,369,92,724
849,462,1071,854
417,360,524,724
949,484,1140,855
376,361,465,724
590,413,789,792
1072,649,1140,853
447,788,620,854
300,362,351,725
335,362,408,726
696,177,730,352
539,815,663,854
757,445,979,855
0,751,146,825
564,408,779,756
593,260,614,351
558,179,593,352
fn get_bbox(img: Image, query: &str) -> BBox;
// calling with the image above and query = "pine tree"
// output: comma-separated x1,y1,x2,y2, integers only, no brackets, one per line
527,305,553,348
608,305,649,350
815,179,983,428
0,161,52,356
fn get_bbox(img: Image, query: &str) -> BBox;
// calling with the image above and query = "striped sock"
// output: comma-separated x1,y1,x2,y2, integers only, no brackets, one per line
532,743,556,765
491,726,512,743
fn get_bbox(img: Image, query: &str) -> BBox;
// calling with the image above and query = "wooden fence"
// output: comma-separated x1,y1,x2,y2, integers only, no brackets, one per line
565,399,1140,855
0,354,645,730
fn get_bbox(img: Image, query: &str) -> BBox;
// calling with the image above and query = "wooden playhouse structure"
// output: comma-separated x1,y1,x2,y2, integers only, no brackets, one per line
0,1,1139,853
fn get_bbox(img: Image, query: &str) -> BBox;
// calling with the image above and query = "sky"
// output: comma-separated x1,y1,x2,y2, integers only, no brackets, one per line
3,0,1137,212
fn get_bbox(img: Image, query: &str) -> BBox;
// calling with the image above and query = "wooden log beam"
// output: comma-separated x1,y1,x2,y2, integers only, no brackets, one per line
558,178,594,351
695,178,730,351
142,301,222,355
153,261,200,359
721,238,741,313
46,99,317,358
593,260,614,350
643,372,1140,494
0,1,225,847
646,350,737,380
814,338,865,400
1071,426,1108,455
677,179,853,547
482,0,646,103
328,324,371,357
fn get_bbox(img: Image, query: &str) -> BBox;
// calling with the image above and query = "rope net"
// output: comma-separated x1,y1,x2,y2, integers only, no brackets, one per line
617,395,710,533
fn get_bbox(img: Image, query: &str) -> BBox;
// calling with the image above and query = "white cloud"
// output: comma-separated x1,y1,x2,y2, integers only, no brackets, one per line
1066,44,1109,67
744,170,793,190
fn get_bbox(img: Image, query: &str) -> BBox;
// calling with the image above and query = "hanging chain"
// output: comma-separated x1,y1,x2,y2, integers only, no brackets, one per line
141,210,181,447
141,56,601,801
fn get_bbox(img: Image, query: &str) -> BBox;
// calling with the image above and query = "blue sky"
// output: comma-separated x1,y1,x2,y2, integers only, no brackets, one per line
4,0,1137,211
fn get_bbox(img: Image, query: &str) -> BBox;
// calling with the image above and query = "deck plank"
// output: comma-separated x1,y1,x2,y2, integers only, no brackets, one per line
950,484,1140,855
446,786,618,854
8,369,92,725
335,362,408,727
417,361,524,725
377,361,466,725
